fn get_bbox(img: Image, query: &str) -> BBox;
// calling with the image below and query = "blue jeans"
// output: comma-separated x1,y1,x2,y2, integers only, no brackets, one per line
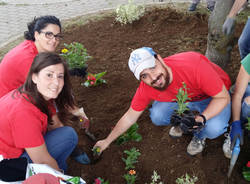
241,84,250,122
238,17,250,59
149,98,231,140
20,126,78,172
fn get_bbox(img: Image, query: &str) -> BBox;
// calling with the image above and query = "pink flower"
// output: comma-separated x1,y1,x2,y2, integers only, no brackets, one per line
95,178,102,184
247,161,250,168
90,81,95,85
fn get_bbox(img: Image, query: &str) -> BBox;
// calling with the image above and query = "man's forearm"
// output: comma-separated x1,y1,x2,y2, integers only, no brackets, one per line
228,0,247,18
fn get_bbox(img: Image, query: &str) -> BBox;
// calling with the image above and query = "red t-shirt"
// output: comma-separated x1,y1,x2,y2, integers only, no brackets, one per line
0,40,38,98
131,52,231,111
0,90,48,158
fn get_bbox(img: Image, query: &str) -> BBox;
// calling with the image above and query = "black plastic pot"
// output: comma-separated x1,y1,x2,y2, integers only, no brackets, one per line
69,66,88,78
170,110,202,133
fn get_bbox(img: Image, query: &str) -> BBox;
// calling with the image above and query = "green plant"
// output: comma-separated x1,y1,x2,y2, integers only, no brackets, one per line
246,117,250,130
94,177,109,184
83,72,107,87
176,173,198,184
60,42,91,69
124,169,137,184
150,170,163,184
116,123,142,145
122,147,141,170
92,146,101,156
115,0,145,25
173,82,191,115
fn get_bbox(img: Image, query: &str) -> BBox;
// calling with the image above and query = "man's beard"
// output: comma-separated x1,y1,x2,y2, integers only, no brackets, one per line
151,70,170,91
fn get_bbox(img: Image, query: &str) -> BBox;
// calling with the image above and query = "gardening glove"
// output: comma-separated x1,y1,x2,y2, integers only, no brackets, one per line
179,113,206,134
222,17,236,35
230,120,244,149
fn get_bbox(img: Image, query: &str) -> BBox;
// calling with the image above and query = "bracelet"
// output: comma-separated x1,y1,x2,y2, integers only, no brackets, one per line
199,114,206,124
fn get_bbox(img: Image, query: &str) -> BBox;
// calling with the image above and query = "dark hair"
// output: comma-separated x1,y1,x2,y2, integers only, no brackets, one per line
24,15,61,41
18,52,75,123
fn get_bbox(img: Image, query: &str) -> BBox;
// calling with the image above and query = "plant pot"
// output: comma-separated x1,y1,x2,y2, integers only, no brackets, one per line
69,66,88,78
170,110,201,133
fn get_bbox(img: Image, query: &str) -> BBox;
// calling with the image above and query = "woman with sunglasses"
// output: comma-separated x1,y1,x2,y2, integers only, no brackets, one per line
0,52,79,172
0,15,91,165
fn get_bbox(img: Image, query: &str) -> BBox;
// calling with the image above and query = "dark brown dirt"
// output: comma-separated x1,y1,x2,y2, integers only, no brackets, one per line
58,7,250,184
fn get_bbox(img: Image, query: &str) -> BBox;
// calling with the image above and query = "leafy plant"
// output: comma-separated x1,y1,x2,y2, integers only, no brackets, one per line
173,82,191,115
115,0,145,25
93,177,109,184
83,72,107,87
176,173,198,184
246,117,250,130
92,146,101,156
60,42,91,69
150,170,163,184
122,147,141,170
116,123,142,145
124,169,137,184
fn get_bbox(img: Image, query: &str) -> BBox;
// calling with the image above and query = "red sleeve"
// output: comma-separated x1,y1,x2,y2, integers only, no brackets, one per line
196,55,226,96
10,109,46,148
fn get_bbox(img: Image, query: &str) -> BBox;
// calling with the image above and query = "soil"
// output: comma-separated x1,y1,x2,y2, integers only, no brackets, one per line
58,6,250,184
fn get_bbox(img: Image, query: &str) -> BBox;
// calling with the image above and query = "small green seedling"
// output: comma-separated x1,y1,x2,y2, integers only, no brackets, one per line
173,82,191,115
92,146,101,156
116,123,142,145
176,173,198,184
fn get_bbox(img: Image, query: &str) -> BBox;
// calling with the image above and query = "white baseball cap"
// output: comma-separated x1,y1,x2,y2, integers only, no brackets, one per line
128,47,156,80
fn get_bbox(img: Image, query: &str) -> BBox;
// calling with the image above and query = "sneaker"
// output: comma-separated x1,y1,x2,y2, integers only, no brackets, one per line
73,152,91,164
169,126,183,138
187,136,206,155
207,5,214,11
188,3,198,11
223,133,232,159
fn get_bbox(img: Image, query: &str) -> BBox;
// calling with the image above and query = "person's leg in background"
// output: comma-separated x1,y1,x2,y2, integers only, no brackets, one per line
206,0,215,11
189,0,201,11
238,18,250,60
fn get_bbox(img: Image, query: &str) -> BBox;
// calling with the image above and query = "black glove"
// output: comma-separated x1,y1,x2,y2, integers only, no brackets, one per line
179,113,206,134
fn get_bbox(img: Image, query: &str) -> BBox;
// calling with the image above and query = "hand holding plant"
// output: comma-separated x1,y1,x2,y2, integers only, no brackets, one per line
83,72,107,87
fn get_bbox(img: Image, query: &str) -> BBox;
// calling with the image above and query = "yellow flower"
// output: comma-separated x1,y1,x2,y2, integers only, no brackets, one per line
96,147,101,153
129,170,136,175
61,48,68,53
79,118,83,122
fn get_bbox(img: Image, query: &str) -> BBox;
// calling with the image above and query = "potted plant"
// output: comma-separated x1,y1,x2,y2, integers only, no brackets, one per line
60,42,91,78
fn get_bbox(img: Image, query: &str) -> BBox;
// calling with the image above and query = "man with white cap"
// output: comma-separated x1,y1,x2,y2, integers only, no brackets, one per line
94,47,231,156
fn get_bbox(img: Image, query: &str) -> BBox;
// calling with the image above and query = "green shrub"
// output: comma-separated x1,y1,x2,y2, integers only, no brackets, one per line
60,42,91,69
115,0,145,25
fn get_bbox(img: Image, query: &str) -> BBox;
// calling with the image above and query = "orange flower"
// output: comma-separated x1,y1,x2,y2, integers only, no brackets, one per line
129,170,136,175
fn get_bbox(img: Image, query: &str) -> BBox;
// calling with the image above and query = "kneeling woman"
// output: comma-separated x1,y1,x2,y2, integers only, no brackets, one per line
0,52,78,172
